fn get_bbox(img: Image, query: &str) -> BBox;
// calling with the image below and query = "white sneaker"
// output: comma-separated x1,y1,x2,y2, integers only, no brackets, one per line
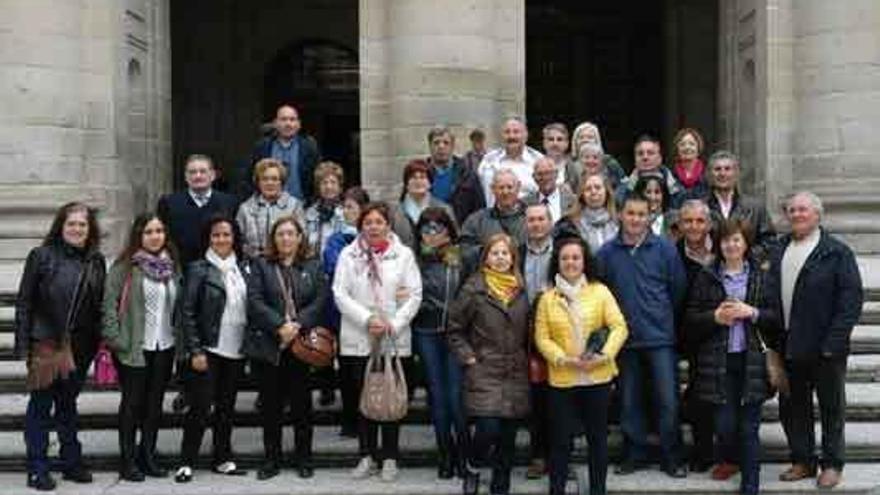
380,459,399,482
351,456,378,479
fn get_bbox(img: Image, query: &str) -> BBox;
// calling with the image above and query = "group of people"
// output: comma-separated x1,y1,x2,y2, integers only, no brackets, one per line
14,104,864,495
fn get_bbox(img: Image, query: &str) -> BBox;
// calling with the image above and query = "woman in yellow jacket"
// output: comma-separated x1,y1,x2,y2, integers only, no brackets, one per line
534,237,628,495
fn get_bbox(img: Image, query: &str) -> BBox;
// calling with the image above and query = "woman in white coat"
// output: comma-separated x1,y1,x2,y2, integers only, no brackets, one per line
333,202,422,482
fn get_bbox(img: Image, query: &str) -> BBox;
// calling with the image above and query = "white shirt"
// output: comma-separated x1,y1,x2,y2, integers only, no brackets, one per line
188,188,213,208
538,188,563,223
477,146,543,207
715,192,734,219
781,227,821,329
142,278,176,351
206,254,248,360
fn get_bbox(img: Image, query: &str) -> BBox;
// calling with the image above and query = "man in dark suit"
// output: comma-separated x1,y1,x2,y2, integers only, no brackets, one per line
523,157,577,224
157,154,238,267
240,104,320,202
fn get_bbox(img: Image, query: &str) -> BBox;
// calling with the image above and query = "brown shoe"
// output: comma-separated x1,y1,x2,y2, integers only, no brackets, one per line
710,462,739,481
525,458,546,479
779,463,817,482
817,468,841,489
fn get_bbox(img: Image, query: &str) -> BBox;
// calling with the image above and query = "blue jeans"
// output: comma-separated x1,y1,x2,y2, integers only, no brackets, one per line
618,346,681,467
413,332,466,446
25,372,85,475
715,352,762,495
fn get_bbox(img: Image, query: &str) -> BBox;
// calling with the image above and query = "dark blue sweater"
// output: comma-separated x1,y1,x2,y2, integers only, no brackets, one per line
157,190,238,266
596,232,687,349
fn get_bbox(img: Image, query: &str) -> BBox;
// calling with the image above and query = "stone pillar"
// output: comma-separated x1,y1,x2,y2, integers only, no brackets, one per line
359,0,524,200
0,0,172,291
789,0,880,253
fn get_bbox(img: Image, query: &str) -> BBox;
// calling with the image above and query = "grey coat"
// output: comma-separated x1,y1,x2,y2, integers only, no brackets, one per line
236,192,305,258
459,202,528,274
447,274,531,418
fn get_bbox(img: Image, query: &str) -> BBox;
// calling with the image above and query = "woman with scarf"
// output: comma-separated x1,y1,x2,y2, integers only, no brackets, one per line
323,186,371,437
447,233,530,495
15,202,105,491
245,215,328,480
173,216,250,482
634,175,676,239
576,143,625,191
571,122,626,182
102,213,182,482
236,158,305,258
534,237,629,495
555,173,619,253
411,207,467,479
671,128,709,199
391,159,457,253
304,160,347,259
333,202,422,482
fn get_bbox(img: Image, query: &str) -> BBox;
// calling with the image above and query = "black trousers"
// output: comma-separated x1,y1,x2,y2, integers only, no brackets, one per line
116,348,175,467
179,352,244,467
470,417,518,495
251,350,313,463
779,356,847,470
684,354,715,465
339,355,404,461
548,384,611,495
529,382,550,462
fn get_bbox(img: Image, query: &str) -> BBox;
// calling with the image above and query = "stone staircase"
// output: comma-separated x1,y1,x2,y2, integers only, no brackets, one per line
0,259,879,494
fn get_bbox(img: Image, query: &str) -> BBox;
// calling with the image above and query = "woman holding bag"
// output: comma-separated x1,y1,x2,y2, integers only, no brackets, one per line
534,236,629,495
244,215,328,481
102,212,182,482
173,215,250,482
447,233,531,495
333,202,422,482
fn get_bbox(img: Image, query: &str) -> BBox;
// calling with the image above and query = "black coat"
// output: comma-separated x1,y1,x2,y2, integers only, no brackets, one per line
180,258,252,358
157,190,238,266
412,256,463,333
15,243,106,370
769,229,863,360
683,260,781,404
244,257,328,365
428,156,486,225
705,191,776,256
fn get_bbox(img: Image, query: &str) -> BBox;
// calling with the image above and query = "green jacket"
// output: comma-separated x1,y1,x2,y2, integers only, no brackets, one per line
101,261,182,367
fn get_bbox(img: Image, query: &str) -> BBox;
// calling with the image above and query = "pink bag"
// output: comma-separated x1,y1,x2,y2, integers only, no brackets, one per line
93,342,118,387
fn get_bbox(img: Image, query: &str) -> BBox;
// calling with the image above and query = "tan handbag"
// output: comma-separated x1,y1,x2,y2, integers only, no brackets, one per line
359,337,408,422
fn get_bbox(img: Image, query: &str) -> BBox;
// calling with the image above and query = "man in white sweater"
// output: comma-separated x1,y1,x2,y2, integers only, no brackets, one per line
774,192,863,489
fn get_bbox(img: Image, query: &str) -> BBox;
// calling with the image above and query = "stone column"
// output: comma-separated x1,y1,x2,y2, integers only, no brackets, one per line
359,0,524,200
789,0,880,253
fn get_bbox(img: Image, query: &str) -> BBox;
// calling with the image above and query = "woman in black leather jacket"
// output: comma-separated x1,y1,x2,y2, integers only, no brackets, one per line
174,215,251,482
15,202,105,491
244,215,328,480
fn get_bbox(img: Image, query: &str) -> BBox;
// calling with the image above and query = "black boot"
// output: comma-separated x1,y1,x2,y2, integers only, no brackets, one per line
438,434,454,479
119,427,144,482
295,425,315,479
139,430,168,478
462,467,480,495
490,468,511,495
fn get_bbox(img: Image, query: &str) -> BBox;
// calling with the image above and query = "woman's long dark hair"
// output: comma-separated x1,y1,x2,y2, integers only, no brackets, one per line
199,214,243,259
547,236,597,284
117,212,179,267
633,174,671,213
43,202,102,253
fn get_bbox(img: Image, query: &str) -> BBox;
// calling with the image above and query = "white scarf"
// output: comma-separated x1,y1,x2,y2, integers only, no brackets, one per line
555,274,588,357
205,249,247,358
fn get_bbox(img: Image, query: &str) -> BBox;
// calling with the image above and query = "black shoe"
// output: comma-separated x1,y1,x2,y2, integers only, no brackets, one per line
489,468,510,495
120,464,145,482
298,465,314,479
140,456,168,478
614,459,642,475
319,389,336,407
664,464,688,478
171,391,188,413
62,465,94,483
462,468,480,495
174,466,193,483
689,458,713,473
257,461,281,481
27,472,56,491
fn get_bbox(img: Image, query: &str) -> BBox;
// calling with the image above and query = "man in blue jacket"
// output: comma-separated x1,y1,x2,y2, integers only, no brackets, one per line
773,191,863,489
596,191,688,478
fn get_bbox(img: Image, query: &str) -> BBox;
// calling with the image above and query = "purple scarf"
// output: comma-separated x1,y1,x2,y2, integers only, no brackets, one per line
131,250,175,282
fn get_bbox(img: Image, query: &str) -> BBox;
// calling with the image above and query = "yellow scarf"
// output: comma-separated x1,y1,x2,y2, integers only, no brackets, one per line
482,267,520,306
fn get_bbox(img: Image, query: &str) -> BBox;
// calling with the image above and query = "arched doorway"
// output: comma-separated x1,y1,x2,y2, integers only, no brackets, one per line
263,39,360,185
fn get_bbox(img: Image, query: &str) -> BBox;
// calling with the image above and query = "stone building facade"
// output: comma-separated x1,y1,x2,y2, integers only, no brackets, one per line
1,0,878,288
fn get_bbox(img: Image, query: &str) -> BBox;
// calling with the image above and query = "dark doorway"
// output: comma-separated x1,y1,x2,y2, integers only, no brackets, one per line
170,0,359,193
526,0,717,171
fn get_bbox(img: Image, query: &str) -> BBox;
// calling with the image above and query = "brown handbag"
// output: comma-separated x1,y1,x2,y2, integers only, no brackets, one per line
359,337,408,422
290,326,337,368
528,352,548,384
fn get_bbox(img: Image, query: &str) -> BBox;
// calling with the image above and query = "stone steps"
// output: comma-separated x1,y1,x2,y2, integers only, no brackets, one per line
0,464,878,495
0,421,878,471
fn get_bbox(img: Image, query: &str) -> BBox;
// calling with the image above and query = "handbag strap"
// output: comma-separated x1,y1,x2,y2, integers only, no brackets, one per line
274,265,298,323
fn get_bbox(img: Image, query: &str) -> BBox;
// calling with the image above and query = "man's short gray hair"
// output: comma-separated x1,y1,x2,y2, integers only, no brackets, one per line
786,190,824,219
708,150,740,168
678,199,711,220
492,168,520,186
